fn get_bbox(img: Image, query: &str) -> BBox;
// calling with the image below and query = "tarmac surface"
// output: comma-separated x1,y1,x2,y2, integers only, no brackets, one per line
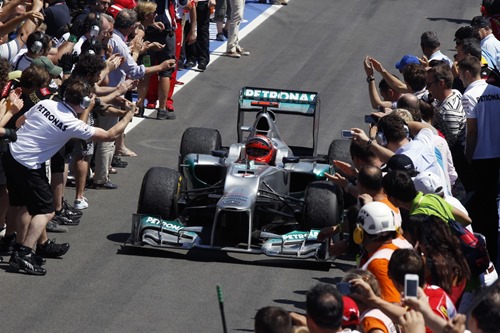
0,1,480,332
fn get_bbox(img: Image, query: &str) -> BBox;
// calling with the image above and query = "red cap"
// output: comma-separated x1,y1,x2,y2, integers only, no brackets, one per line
342,296,360,327
114,0,137,9
107,4,124,19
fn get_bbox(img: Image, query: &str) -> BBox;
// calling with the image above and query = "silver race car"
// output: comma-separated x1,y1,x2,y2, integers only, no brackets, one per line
125,87,346,260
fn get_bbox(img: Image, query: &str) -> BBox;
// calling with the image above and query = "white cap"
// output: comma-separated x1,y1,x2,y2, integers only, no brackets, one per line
413,172,445,196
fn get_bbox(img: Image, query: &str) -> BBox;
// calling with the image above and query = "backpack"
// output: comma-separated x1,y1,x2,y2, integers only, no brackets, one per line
446,219,490,276
424,195,491,277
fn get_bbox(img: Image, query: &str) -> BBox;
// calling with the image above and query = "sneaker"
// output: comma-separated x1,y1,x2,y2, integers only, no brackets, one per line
236,48,250,56
53,214,78,226
146,102,156,109
60,208,82,222
184,60,196,68
36,239,70,258
198,61,207,71
0,233,15,252
224,51,241,58
74,197,89,210
92,180,118,190
166,111,176,119
216,33,226,41
46,219,69,233
63,200,84,218
157,108,174,120
111,156,128,168
9,251,46,275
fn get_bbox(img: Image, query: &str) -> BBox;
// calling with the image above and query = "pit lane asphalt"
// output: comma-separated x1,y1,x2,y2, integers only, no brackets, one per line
0,1,479,332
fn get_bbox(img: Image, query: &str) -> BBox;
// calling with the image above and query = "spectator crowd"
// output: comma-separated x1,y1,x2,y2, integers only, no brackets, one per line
0,0,497,332
253,1,500,332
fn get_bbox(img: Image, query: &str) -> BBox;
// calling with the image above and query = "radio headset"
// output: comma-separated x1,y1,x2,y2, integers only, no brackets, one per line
89,12,101,39
30,32,46,54
80,96,92,109
376,124,410,147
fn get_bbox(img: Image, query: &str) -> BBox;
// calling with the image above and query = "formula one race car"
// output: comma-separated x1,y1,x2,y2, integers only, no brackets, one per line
125,87,346,260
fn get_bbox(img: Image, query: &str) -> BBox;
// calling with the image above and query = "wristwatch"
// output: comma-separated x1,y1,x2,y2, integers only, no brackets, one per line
366,76,375,83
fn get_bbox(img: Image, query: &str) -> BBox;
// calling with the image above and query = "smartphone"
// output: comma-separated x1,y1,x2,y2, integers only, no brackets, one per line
364,115,376,124
341,130,353,139
336,282,352,295
404,274,419,298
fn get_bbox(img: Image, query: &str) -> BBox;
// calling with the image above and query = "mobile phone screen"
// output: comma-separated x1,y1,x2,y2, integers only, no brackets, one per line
405,279,418,298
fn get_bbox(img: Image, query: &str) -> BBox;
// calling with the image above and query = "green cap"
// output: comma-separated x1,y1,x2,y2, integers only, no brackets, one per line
32,56,63,77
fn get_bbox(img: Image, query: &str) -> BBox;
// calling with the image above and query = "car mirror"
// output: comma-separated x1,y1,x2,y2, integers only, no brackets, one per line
283,156,299,164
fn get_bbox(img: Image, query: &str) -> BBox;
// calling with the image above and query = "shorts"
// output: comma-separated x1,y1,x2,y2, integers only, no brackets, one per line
72,139,94,157
3,150,54,215
50,141,75,173
214,0,231,22
145,30,176,78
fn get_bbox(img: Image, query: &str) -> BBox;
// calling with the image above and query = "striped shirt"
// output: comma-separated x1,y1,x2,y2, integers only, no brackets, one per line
436,89,466,146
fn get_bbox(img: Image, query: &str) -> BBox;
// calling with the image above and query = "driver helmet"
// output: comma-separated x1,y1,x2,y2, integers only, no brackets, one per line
357,202,396,235
245,134,276,164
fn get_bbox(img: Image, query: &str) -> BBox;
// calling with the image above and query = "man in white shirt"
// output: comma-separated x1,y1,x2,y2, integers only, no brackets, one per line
457,55,500,264
3,79,136,275
420,31,453,67
471,15,500,70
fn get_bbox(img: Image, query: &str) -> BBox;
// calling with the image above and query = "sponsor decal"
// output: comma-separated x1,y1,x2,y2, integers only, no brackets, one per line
282,230,319,241
220,194,248,206
476,93,500,102
36,104,68,131
143,216,183,231
244,88,316,103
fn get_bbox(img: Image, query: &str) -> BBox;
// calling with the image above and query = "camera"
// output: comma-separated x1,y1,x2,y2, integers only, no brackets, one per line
341,130,353,139
336,282,352,295
364,115,376,124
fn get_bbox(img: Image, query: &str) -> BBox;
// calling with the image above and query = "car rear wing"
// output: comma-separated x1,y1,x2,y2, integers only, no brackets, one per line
237,87,321,156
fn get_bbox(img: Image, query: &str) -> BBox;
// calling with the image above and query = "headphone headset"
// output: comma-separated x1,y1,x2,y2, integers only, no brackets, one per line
31,41,43,54
375,124,410,147
80,96,92,109
353,224,364,245
86,12,102,38
30,31,46,54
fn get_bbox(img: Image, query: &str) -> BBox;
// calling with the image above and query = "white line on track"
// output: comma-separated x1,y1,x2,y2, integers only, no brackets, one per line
125,4,282,133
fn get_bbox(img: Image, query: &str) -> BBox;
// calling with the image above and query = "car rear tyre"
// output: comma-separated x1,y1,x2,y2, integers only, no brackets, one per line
327,139,352,166
302,181,343,230
179,127,222,173
137,167,181,220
